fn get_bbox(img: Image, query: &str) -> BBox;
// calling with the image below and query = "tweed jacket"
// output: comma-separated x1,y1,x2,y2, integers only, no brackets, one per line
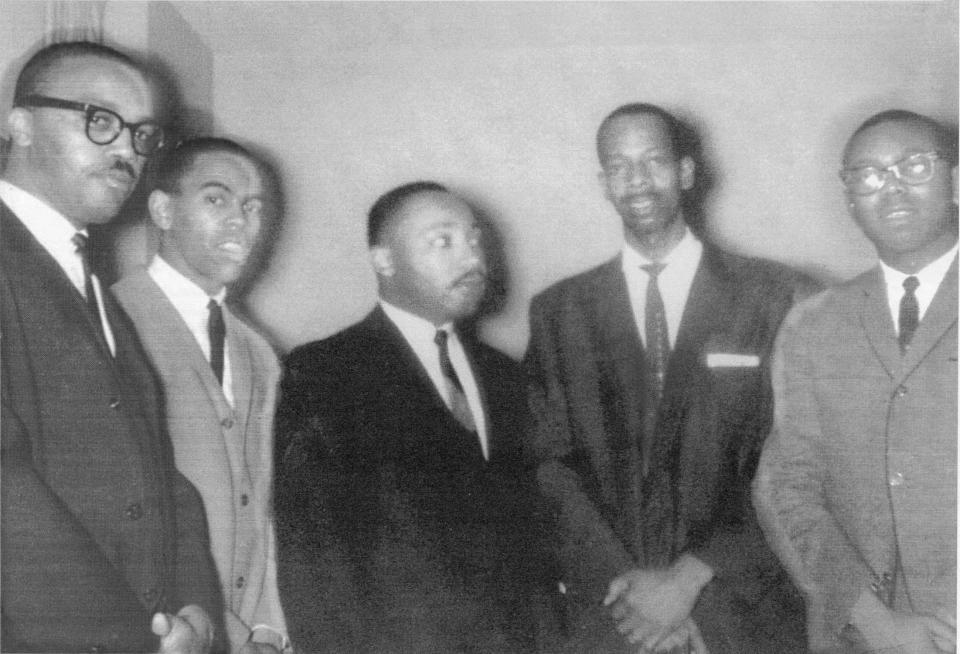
754,259,957,653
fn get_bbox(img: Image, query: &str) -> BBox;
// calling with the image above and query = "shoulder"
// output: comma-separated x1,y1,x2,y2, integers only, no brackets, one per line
530,257,620,312
283,311,381,375
111,268,155,302
779,268,876,340
704,247,818,299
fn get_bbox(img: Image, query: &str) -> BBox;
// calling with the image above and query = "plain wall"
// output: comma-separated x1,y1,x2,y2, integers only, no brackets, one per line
2,1,957,357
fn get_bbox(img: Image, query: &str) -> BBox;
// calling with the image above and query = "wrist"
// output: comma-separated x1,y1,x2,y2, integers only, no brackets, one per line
673,554,714,594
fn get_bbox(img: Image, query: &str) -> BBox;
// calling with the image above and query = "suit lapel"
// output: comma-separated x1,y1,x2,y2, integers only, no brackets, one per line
1,205,114,361
858,268,910,381
225,308,254,435
899,256,958,380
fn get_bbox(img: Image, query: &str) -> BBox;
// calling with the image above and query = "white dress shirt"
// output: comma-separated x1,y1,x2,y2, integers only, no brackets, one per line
621,228,704,348
148,255,234,406
0,180,116,355
879,244,958,334
379,300,489,460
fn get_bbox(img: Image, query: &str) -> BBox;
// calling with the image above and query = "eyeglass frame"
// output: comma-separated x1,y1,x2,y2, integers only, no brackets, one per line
839,151,943,196
16,94,166,157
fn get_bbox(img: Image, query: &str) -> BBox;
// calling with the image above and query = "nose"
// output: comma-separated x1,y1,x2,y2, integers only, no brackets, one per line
627,161,652,188
879,168,907,195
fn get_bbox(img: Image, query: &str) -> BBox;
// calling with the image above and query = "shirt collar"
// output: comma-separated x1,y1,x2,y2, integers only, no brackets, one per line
621,226,701,272
879,243,959,292
149,255,227,314
379,299,454,346
0,179,86,254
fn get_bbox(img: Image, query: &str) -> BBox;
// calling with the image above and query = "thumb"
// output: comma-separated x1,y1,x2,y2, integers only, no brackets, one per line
151,612,173,637
603,577,628,607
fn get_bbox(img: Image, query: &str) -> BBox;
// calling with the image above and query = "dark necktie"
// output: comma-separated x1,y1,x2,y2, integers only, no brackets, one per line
898,276,920,354
207,299,225,384
434,329,476,432
641,263,669,472
71,233,100,318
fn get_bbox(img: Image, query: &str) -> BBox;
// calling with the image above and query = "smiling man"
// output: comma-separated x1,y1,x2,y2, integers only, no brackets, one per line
524,103,811,653
113,138,289,654
273,181,544,653
1,42,223,653
755,110,958,654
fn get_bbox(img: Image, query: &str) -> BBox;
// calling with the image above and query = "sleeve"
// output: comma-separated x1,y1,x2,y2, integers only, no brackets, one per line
1,367,157,652
523,294,635,605
272,354,366,654
752,304,876,651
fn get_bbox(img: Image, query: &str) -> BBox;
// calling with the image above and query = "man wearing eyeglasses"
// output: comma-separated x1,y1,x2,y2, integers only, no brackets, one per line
755,110,958,654
1,41,224,653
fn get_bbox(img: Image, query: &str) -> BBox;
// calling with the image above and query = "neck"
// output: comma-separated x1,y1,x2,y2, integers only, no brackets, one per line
880,234,958,275
625,220,686,262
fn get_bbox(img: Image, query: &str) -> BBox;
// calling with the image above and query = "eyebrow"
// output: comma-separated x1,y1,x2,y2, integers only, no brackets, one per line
199,181,233,193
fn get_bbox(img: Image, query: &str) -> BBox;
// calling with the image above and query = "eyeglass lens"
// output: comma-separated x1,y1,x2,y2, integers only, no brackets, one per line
843,153,938,195
85,107,164,156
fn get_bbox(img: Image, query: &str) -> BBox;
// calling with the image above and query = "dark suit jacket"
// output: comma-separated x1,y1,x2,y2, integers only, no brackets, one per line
524,246,810,653
1,204,223,652
274,307,544,653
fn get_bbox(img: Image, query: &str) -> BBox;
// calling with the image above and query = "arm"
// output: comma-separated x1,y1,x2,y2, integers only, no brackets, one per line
752,306,875,651
524,295,634,605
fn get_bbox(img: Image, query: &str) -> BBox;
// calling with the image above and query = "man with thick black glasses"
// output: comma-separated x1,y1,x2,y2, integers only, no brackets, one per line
755,110,958,654
1,41,224,654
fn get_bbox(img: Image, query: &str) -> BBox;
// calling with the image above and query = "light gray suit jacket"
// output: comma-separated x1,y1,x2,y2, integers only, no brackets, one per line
113,269,288,653
754,258,957,652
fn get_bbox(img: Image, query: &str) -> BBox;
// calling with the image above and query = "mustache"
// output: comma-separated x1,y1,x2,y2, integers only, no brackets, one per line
452,269,487,286
108,158,138,181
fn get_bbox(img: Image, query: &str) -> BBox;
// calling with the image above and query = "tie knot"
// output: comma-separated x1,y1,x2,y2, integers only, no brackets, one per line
208,298,220,312
903,276,919,293
72,232,89,258
641,263,666,278
434,329,449,348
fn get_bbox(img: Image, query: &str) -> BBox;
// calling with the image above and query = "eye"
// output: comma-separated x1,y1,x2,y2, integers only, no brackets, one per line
430,234,452,248
242,198,264,217
902,155,930,176
87,110,116,133
605,162,628,177
205,194,227,207
646,155,672,167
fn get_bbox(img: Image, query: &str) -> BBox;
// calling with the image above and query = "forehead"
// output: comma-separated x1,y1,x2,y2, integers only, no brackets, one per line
181,151,263,193
36,54,156,118
390,192,476,239
844,120,940,167
599,113,673,158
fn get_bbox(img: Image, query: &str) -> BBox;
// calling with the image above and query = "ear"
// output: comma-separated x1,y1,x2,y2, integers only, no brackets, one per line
597,169,613,202
148,190,173,230
679,156,696,191
6,108,33,146
370,245,394,277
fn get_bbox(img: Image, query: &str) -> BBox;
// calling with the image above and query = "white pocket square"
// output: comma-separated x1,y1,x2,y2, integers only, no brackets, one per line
706,353,760,368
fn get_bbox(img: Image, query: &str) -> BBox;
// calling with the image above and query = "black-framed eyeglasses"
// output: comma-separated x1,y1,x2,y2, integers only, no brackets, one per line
17,94,165,157
840,151,942,196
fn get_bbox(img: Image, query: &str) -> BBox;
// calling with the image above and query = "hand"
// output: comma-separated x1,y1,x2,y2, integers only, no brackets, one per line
854,604,945,654
629,618,709,654
152,605,215,654
603,555,713,651
920,606,956,653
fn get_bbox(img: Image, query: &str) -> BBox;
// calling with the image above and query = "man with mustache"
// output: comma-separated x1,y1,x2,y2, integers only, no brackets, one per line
273,181,543,652
755,110,957,654
1,42,223,652
524,103,809,653
113,138,290,654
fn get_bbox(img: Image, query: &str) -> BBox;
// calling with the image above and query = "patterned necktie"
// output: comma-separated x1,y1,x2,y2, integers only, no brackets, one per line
207,299,226,384
640,263,669,473
898,276,920,354
434,329,476,432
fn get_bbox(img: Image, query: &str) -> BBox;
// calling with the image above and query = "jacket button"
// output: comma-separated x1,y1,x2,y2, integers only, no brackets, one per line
895,385,908,398
221,417,234,429
89,646,104,653
142,587,158,603
240,494,249,506
889,472,905,487
236,576,245,588
124,503,143,520
109,398,121,409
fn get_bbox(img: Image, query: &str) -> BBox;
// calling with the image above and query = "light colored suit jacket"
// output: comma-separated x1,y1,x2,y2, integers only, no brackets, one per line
114,269,288,653
754,259,958,652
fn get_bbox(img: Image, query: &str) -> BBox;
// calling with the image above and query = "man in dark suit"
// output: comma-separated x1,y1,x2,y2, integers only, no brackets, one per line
274,181,542,653
524,103,809,653
1,41,223,653
755,110,957,654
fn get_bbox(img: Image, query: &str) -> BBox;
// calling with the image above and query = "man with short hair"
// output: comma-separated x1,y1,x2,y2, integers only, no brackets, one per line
273,181,542,653
524,103,809,653
113,137,290,654
755,110,958,654
1,41,222,653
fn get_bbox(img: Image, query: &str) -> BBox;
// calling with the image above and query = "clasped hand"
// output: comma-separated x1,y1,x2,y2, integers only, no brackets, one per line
602,555,713,653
